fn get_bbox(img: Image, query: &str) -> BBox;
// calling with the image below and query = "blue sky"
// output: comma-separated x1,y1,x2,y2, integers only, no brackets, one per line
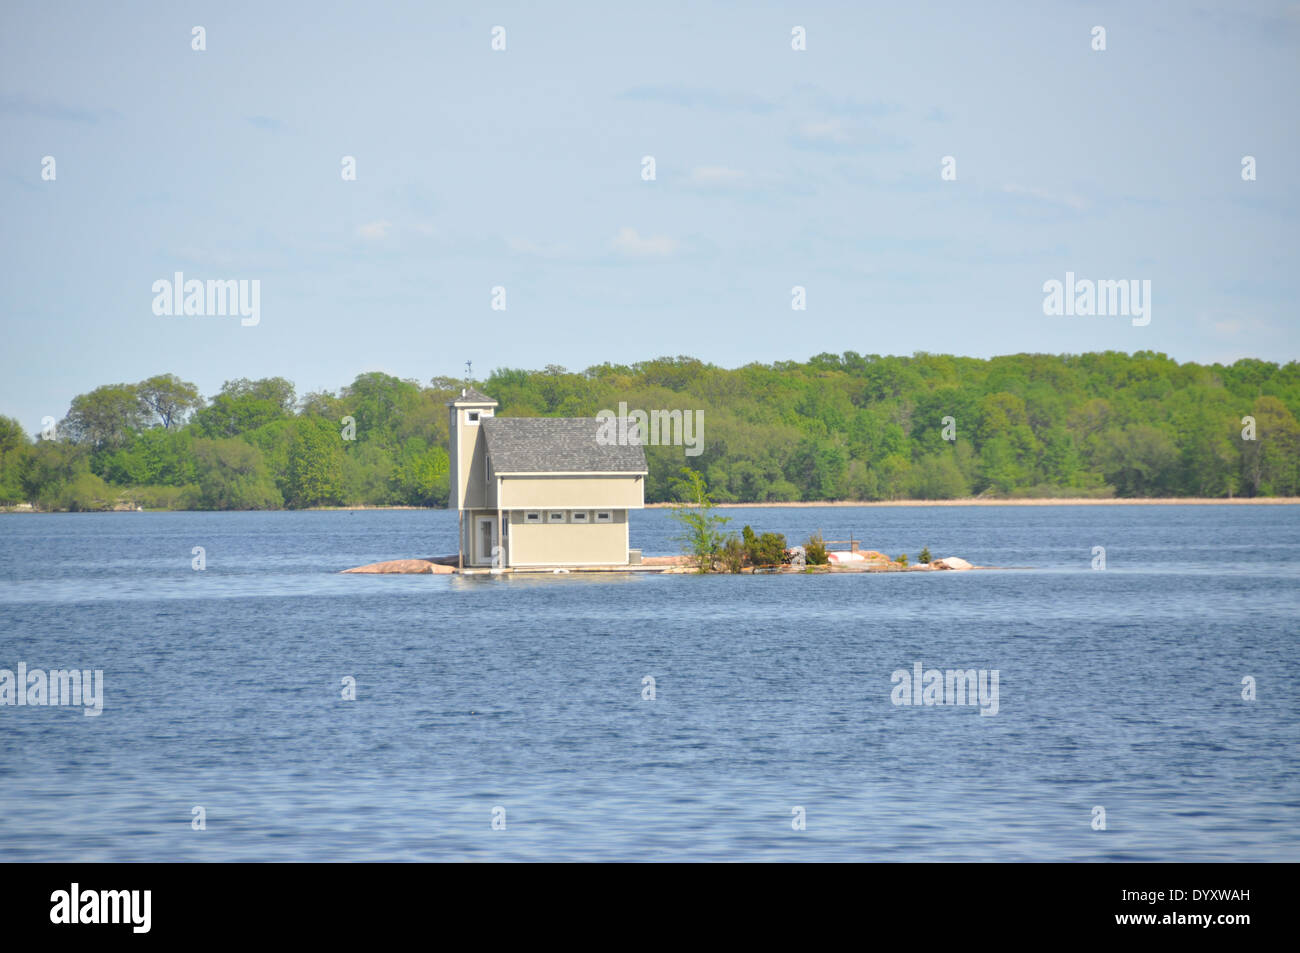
2,1,1297,433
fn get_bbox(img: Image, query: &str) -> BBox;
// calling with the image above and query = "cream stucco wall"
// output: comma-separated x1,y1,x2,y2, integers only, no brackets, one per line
507,509,629,566
498,474,643,509
450,403,495,510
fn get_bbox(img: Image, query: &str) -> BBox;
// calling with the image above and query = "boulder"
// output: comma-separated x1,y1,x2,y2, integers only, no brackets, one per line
641,555,691,567
932,556,973,571
342,559,454,574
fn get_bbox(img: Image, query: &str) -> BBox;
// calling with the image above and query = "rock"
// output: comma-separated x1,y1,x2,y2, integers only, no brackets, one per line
932,556,973,570
641,555,691,567
342,559,454,574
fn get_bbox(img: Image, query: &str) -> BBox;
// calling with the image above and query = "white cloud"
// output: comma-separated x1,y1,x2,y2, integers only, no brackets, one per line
357,220,392,240
1001,184,1089,211
691,165,746,185
611,227,677,257
797,119,852,143
508,237,572,258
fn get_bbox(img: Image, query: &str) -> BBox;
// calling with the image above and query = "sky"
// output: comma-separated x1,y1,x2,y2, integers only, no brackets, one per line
1,0,1298,434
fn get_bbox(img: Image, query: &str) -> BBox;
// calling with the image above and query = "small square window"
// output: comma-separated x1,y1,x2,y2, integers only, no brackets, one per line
524,511,541,524
594,511,612,523
571,511,589,523
466,410,480,424
547,511,565,523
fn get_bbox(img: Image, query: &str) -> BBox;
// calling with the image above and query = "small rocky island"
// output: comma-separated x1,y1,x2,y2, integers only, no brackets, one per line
342,549,976,575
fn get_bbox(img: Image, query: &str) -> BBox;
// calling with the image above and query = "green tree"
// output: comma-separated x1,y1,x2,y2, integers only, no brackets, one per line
0,416,29,504
668,468,730,572
1099,425,1178,496
20,439,89,509
390,439,450,506
804,532,828,565
61,384,147,450
192,377,296,438
286,419,345,508
908,451,970,499
741,525,788,566
136,373,203,429
191,438,282,510
1242,396,1300,495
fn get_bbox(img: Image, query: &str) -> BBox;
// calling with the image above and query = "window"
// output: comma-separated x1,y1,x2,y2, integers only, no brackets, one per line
571,511,589,523
594,511,613,523
466,410,480,424
524,511,541,524
547,511,565,523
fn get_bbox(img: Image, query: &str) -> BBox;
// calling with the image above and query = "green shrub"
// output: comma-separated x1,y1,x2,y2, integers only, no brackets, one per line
191,438,283,510
896,553,909,567
132,484,192,510
919,546,931,564
742,525,788,566
59,472,116,511
805,532,828,565
719,534,745,573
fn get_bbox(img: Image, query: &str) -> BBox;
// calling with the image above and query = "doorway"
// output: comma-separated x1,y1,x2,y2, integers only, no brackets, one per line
475,516,497,567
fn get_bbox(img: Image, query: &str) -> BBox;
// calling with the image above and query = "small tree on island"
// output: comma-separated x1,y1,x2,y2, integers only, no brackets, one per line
742,525,788,567
669,468,730,573
805,531,829,565
919,546,931,564
718,533,745,573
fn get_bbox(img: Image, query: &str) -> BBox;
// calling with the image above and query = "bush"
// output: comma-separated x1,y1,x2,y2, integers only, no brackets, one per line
191,438,283,510
718,534,745,573
805,531,828,565
919,546,931,564
742,525,788,567
896,553,909,567
132,484,192,510
58,472,116,511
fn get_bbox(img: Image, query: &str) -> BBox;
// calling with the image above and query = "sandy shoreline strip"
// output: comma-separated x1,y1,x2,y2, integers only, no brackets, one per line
646,497,1300,508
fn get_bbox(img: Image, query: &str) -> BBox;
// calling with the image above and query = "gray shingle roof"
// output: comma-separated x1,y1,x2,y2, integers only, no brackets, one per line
450,387,498,405
482,417,648,473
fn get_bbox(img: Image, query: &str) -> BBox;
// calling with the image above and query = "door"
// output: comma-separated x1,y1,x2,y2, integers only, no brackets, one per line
475,516,497,566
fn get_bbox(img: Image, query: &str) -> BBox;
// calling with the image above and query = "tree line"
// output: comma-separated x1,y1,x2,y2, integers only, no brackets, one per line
1,351,1297,511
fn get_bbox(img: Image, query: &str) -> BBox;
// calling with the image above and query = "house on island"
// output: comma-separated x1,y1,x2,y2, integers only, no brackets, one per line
449,388,647,571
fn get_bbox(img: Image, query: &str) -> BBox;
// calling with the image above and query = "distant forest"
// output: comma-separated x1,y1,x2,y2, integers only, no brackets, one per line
1,351,1297,511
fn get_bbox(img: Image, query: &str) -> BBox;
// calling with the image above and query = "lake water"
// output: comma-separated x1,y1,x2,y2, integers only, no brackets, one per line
1,505,1297,861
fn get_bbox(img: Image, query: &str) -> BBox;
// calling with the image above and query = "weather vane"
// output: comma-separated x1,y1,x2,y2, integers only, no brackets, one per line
464,360,472,383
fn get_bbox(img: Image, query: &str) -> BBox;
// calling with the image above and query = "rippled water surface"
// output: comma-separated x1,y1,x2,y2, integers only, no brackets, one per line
1,505,1297,861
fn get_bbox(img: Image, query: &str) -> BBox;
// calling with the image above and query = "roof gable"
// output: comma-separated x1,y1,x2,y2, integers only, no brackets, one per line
449,387,498,405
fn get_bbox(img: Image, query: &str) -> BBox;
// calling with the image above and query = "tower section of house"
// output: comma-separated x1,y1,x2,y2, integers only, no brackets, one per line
448,389,647,570
448,387,498,568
